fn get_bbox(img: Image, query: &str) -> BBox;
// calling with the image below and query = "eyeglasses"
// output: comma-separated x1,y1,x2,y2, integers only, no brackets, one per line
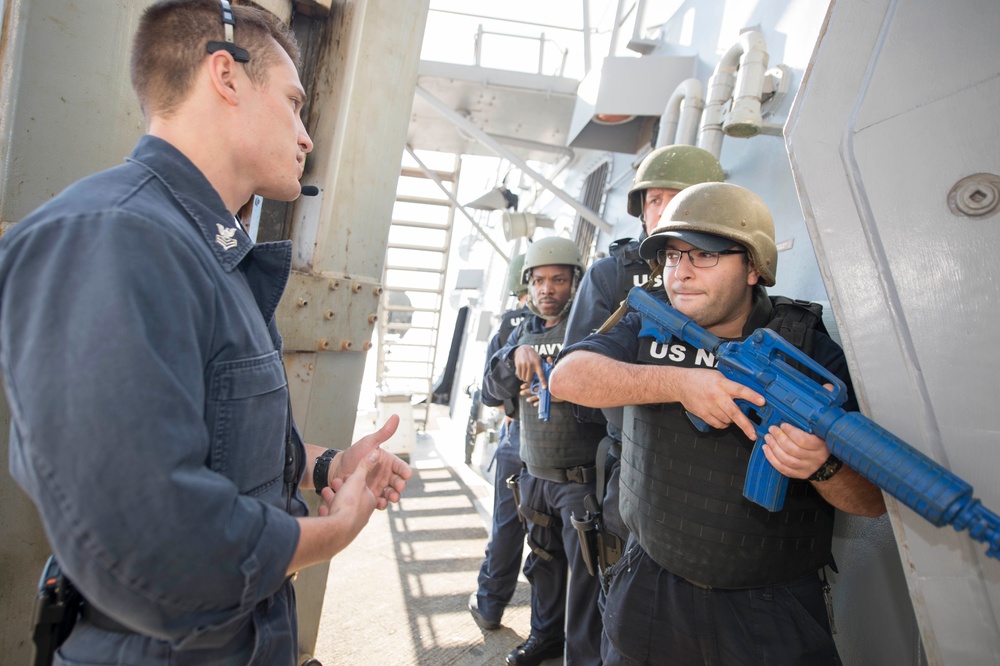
206,0,251,63
657,248,747,268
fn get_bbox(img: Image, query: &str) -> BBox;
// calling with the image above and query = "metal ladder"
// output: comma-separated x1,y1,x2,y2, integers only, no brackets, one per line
375,151,460,430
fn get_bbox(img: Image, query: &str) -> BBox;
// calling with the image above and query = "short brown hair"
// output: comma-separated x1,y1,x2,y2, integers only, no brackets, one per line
131,0,301,118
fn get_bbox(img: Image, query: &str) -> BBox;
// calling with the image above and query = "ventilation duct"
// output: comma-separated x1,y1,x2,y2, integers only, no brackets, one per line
698,29,790,157
656,78,705,148
567,55,697,153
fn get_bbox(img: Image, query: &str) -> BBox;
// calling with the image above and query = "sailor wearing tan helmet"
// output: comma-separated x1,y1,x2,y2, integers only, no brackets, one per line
551,182,885,665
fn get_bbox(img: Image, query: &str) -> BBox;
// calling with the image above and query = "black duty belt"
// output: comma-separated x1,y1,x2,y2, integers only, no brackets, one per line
526,463,596,484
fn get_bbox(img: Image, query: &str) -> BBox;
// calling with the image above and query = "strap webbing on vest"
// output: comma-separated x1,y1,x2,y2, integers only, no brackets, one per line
596,263,663,335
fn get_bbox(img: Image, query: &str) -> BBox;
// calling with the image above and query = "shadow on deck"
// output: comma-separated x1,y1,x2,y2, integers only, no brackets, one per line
311,406,558,665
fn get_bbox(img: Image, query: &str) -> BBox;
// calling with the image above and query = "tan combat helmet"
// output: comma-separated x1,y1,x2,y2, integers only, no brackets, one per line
627,145,725,218
507,254,528,297
521,236,586,320
639,182,778,286
520,237,586,285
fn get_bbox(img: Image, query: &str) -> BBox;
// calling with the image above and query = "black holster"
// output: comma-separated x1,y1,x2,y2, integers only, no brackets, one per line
31,556,81,666
506,472,524,527
571,495,602,577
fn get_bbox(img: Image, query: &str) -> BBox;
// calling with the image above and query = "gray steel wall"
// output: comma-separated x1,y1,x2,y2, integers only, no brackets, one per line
590,1,922,663
788,0,1000,663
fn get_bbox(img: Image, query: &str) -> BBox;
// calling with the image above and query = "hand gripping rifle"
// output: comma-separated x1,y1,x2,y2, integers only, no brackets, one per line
627,286,1000,560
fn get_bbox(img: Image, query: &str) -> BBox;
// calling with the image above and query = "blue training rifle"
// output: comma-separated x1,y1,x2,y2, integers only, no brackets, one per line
626,286,1000,560
530,359,553,421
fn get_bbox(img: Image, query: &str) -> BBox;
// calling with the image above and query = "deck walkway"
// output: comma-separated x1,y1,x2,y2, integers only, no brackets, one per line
309,405,563,666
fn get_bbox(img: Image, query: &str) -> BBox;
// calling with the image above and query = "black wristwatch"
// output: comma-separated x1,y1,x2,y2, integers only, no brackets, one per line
808,454,843,482
313,448,341,495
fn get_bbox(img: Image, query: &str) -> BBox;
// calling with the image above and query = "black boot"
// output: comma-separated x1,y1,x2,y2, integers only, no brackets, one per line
505,633,564,665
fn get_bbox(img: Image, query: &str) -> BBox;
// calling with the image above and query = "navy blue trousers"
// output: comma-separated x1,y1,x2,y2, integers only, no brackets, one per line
601,536,841,666
474,422,526,622
519,470,603,666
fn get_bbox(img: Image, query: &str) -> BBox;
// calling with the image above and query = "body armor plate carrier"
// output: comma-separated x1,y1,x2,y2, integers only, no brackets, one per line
601,238,655,434
620,295,835,588
517,318,606,470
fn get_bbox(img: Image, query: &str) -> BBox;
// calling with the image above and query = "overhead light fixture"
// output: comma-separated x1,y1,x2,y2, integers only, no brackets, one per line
502,212,555,241
464,186,519,212
593,114,637,125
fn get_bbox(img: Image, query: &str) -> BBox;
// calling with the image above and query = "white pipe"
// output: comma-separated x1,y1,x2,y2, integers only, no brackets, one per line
608,0,626,58
416,85,614,235
697,30,769,157
656,78,704,148
725,30,768,138
631,0,649,49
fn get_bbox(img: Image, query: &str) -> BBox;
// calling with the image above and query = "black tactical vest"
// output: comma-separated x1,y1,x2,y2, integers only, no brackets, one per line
498,305,530,348
517,318,606,468
603,238,661,435
609,237,661,301
497,305,530,418
621,294,835,588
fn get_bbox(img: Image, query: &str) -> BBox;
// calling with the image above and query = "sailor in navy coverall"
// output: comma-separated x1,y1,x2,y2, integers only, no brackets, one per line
486,238,605,666
562,145,725,597
0,4,410,664
470,294,530,628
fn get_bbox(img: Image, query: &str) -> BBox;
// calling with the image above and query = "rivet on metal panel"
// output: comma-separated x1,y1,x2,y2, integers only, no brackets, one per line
329,279,340,290
362,341,373,351
341,340,354,351
318,339,331,350
948,173,1000,219
352,282,363,293
373,286,383,297
296,297,308,307
324,310,335,320
368,313,378,324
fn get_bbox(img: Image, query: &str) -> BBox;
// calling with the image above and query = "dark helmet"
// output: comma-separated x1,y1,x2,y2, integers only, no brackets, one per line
507,254,528,296
627,145,725,217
